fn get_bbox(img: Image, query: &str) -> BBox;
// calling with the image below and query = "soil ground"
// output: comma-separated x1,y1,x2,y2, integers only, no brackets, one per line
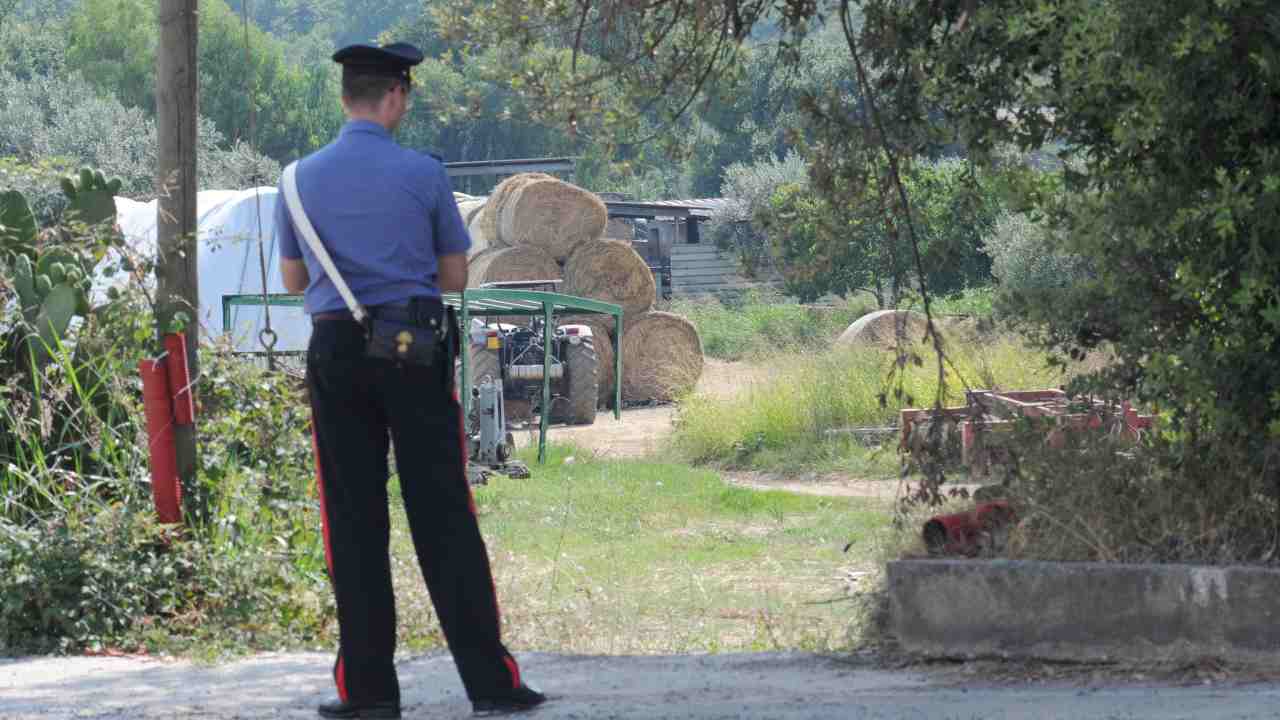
515,359,957,501
5,651,1279,719
512,359,762,459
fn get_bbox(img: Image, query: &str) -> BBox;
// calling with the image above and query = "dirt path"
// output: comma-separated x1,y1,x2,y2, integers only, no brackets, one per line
514,359,974,502
4,651,1276,719
513,359,759,459
723,470,983,501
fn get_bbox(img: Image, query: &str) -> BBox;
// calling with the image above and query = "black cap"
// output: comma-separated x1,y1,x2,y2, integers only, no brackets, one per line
332,42,424,82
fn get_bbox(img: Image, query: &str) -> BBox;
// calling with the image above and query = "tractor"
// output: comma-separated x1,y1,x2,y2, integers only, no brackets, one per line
458,280,600,428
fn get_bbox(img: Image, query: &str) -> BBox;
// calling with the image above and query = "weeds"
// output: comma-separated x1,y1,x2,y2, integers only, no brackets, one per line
671,336,1060,472
669,289,877,361
0,262,331,655
985,418,1280,565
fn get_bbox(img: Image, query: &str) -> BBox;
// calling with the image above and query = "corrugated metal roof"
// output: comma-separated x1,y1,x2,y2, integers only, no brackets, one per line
604,198,741,219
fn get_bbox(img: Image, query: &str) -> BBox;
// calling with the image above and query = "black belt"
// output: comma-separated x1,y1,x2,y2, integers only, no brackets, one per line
311,304,418,325
312,298,451,330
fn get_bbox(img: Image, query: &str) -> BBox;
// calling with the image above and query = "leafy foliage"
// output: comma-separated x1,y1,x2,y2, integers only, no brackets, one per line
705,151,807,279
0,203,329,654
982,211,1089,293
0,69,281,194
65,0,342,162
756,158,998,305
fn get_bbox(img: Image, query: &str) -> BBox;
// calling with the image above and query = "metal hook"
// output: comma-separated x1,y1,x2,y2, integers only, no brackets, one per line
259,327,279,371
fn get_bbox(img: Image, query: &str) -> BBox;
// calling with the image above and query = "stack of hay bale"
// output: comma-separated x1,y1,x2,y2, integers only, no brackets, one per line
454,173,704,406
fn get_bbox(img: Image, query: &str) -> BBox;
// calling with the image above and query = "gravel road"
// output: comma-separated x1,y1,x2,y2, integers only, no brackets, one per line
4,651,1278,719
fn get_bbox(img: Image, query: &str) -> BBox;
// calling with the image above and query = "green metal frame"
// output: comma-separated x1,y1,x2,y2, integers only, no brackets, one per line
222,293,306,355
222,289,624,464
446,288,623,464
223,293,303,328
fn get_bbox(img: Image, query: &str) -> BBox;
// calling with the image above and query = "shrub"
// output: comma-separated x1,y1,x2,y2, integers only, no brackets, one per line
670,289,876,361
981,211,1090,292
706,152,810,279
0,506,191,653
0,216,329,654
0,70,282,196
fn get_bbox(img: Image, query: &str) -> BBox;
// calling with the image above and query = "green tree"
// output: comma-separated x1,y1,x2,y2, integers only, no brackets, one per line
65,0,341,162
64,0,155,111
224,0,342,39
758,158,997,305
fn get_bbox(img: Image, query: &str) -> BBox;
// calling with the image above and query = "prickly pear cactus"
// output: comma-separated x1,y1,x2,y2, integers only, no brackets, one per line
28,284,78,364
60,167,122,230
1,170,113,367
0,189,38,256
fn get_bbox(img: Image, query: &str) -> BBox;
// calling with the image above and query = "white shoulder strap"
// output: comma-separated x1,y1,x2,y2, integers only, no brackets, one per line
281,162,367,324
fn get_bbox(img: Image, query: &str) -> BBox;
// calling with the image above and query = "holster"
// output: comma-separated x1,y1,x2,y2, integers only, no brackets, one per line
363,297,448,368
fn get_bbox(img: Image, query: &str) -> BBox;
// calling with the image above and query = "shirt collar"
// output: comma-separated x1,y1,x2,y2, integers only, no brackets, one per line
340,119,392,140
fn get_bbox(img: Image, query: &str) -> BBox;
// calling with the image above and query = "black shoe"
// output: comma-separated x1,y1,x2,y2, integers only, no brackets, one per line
472,683,547,716
317,698,402,719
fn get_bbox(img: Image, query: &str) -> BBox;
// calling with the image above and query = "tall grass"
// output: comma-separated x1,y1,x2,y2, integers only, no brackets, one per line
671,336,1062,471
669,290,877,360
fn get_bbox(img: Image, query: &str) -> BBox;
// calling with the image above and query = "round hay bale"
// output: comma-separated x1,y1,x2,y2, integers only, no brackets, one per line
456,198,486,225
565,315,618,408
835,309,929,350
478,173,553,247
561,239,655,321
620,311,704,403
466,209,493,259
498,177,608,262
467,246,561,288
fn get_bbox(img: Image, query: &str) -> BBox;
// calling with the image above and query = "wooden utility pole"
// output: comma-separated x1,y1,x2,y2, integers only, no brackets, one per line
156,0,202,518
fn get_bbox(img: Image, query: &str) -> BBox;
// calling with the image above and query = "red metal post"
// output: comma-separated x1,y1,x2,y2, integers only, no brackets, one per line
162,333,195,425
139,359,183,523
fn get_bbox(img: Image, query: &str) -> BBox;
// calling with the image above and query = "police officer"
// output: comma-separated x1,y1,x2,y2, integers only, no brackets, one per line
276,42,546,719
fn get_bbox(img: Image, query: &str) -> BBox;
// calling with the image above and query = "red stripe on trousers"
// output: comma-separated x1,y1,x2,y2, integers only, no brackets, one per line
310,427,335,577
503,655,521,690
311,424,346,702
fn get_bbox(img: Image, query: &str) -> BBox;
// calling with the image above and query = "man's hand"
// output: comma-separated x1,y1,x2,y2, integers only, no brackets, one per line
281,257,310,294
438,253,467,293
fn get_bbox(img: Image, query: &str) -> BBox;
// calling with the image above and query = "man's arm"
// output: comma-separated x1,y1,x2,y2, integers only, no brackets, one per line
437,252,467,293
274,191,309,294
428,162,471,294
281,257,310,294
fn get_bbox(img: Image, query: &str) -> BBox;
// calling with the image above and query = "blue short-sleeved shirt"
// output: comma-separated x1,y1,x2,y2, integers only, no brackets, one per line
275,120,470,314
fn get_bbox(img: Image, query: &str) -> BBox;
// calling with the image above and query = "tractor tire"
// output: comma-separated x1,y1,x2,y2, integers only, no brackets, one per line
553,337,598,425
455,346,502,393
455,347,502,428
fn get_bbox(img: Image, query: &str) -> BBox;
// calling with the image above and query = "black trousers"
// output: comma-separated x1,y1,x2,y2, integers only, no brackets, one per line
307,312,521,706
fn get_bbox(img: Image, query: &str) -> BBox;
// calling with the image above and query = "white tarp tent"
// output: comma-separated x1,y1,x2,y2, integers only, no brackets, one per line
109,188,311,354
